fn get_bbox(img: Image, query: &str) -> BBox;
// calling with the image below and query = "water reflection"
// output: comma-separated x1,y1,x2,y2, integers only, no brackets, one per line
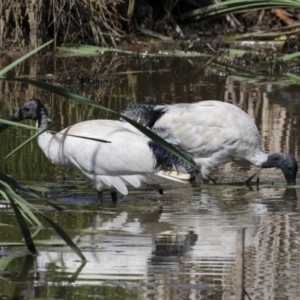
1,56,299,184
1,185,299,299
34,190,255,288
0,55,300,299
245,212,300,299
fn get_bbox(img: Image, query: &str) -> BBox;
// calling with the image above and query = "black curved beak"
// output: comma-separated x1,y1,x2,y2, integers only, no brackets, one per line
0,109,22,133
285,174,296,186
284,164,297,185
287,178,296,186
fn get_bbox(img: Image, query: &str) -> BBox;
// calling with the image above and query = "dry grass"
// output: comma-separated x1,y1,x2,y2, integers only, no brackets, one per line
0,0,125,50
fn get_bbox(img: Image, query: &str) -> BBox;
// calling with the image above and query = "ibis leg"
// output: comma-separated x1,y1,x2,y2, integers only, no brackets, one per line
97,191,104,203
111,191,118,202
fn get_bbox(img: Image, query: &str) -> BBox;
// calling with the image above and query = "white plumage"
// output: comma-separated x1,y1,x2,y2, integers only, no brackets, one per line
122,100,298,184
0,98,198,202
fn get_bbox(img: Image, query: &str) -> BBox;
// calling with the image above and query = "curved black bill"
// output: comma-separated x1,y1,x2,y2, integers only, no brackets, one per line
285,175,296,186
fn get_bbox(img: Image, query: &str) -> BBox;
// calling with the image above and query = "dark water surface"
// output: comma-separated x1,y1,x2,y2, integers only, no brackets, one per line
0,54,300,299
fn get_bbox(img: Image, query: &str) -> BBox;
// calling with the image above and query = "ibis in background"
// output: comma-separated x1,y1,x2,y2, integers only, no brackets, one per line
121,100,298,185
0,98,198,202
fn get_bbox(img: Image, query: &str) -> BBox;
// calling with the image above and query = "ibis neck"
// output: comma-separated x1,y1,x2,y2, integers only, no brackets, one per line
261,153,285,182
36,114,51,129
35,114,55,162
261,153,282,169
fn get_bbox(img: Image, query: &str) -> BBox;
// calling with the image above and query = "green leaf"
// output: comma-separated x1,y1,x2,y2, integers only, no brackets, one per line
0,40,53,77
44,200,64,212
0,242,26,246
0,123,111,144
40,213,86,261
57,44,209,57
284,72,300,81
50,131,111,143
57,44,137,56
0,185,37,254
0,122,58,164
0,118,37,130
0,173,40,199
0,254,20,272
0,223,12,227
0,180,85,260
180,0,300,21
0,180,42,226
282,50,300,62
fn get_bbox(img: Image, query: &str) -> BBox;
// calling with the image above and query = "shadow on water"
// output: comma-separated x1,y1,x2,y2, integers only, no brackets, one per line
0,54,300,299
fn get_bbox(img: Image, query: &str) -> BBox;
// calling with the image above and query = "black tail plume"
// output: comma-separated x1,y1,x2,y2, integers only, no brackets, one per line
121,103,166,128
148,141,198,178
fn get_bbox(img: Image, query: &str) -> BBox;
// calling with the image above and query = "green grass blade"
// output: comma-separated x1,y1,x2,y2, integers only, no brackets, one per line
0,180,42,226
0,122,58,164
12,201,36,226
25,186,52,193
0,118,37,130
1,190,35,227
0,180,85,260
39,213,86,261
50,131,111,143
31,228,42,239
0,173,40,198
0,40,53,77
180,0,300,21
120,114,199,169
5,78,128,111
57,45,208,58
57,44,137,56
0,122,110,164
4,78,199,172
0,255,17,272
0,186,37,254
283,72,300,82
44,200,64,212
0,119,109,144
282,50,300,61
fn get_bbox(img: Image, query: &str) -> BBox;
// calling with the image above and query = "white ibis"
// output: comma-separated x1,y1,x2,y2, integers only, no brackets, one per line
0,98,198,202
121,100,298,185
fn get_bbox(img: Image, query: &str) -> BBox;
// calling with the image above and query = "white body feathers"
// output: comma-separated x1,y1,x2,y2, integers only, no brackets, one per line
37,119,189,196
123,101,268,179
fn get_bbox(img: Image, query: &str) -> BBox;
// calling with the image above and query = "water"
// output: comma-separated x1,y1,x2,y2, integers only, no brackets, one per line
0,54,300,299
